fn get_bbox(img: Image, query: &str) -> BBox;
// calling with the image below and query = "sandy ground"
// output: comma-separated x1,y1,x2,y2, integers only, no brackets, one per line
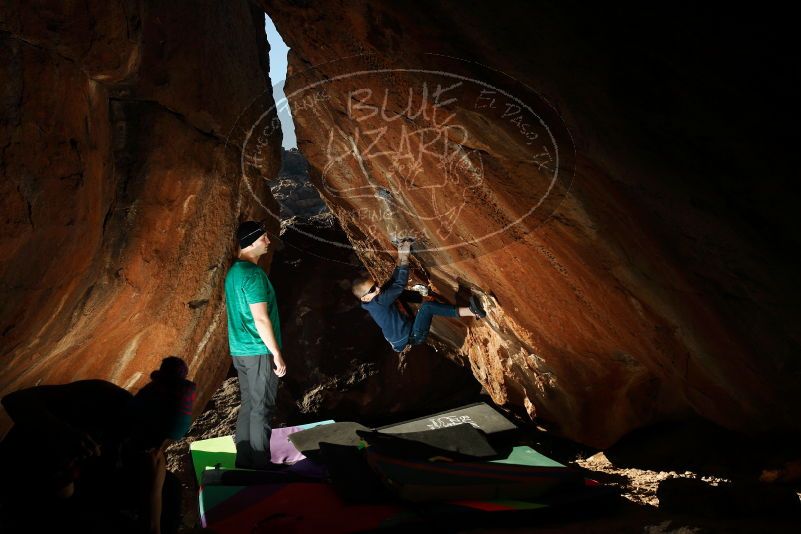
575,452,729,508
167,377,801,533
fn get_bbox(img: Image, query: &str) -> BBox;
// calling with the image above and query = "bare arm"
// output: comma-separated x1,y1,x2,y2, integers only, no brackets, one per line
249,302,286,377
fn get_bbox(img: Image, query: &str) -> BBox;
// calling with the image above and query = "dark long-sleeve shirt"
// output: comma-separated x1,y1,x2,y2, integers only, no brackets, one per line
361,265,412,351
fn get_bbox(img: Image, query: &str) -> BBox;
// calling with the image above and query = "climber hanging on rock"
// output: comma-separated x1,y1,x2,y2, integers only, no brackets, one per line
352,238,486,352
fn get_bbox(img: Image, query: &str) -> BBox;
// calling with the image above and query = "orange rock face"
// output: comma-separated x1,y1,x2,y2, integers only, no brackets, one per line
2,1,798,448
263,1,800,446
0,0,281,429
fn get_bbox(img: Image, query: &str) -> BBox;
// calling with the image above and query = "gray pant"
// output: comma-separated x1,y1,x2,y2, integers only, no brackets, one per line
232,354,278,468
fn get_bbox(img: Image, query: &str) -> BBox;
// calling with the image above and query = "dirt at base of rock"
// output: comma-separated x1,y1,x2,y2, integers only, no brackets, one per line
577,451,729,508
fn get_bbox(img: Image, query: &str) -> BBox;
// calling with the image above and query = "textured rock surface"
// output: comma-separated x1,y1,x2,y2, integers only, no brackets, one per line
270,148,328,220
270,219,481,423
0,0,281,429
2,0,798,450
264,1,800,446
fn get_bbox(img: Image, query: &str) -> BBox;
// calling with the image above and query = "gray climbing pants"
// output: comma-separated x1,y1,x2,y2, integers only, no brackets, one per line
232,354,278,468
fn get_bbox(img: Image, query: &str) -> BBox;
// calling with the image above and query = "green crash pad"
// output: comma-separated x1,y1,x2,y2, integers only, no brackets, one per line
189,420,333,528
189,420,333,483
495,445,564,468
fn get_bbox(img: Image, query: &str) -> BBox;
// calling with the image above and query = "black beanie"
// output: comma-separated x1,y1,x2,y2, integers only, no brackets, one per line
237,221,265,249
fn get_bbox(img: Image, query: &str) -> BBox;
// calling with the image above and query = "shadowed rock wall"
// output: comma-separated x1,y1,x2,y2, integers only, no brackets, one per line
270,220,482,424
263,0,800,446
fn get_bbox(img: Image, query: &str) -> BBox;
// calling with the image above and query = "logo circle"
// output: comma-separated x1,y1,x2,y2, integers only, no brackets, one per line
234,54,574,265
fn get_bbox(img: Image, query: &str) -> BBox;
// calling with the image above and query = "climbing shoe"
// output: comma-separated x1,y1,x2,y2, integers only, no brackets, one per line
469,295,487,319
410,284,429,296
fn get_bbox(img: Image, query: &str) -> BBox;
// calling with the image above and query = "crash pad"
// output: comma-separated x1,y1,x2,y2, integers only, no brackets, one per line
190,420,334,528
376,402,516,435
286,421,370,456
199,482,419,533
189,413,615,532
495,445,564,468
357,423,498,460
201,459,327,486
365,449,583,502
189,420,333,484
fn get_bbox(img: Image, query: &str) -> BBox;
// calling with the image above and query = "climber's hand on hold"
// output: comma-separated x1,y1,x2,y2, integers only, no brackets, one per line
397,241,412,265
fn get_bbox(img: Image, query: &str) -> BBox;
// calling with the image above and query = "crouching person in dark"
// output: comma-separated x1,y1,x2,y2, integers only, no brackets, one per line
0,356,196,534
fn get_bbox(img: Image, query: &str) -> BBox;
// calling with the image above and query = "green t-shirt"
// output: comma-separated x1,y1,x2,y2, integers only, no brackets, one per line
224,260,282,356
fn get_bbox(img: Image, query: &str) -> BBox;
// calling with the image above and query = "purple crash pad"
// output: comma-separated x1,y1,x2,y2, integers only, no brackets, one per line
271,426,308,464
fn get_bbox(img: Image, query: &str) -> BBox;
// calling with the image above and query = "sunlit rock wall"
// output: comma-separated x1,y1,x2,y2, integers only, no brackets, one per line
0,0,281,429
264,0,799,447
